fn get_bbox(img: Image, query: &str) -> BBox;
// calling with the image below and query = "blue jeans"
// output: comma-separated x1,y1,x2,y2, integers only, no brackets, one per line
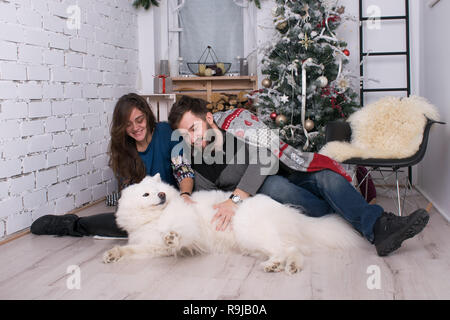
257,170,383,242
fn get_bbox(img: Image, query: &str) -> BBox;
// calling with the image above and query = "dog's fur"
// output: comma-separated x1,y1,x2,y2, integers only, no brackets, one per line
103,174,363,274
319,95,440,162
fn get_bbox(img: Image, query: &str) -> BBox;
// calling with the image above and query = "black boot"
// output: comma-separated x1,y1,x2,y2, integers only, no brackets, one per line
373,209,429,256
31,214,84,237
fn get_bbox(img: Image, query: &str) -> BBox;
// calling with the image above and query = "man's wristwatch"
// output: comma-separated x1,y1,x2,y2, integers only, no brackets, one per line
229,193,243,205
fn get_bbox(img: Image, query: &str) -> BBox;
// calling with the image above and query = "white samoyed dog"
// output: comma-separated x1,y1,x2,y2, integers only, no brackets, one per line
103,174,363,274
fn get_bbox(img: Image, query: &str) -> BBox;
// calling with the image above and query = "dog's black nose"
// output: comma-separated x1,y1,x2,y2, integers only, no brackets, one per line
158,192,166,201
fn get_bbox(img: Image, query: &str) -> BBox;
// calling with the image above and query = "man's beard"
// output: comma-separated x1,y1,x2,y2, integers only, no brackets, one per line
192,122,222,151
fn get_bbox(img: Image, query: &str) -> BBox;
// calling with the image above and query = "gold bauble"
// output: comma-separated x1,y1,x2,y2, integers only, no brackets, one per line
275,114,287,126
305,119,315,131
276,21,288,31
337,6,345,14
261,78,272,88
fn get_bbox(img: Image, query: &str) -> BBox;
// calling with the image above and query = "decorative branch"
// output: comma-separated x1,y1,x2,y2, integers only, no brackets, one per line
133,0,261,10
132,0,160,9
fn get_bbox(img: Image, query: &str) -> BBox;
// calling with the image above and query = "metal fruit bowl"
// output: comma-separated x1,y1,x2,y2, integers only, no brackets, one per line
187,62,232,77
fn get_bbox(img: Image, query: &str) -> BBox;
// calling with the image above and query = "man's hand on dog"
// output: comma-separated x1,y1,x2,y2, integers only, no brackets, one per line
212,199,237,231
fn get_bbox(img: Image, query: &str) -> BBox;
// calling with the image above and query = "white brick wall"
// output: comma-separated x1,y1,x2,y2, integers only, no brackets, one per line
0,0,139,237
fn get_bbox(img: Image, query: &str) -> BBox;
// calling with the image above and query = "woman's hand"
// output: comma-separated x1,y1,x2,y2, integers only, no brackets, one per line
211,199,237,231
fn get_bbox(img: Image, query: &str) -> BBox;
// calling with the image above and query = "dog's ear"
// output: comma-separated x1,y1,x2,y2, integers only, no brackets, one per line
153,173,161,182
142,176,153,184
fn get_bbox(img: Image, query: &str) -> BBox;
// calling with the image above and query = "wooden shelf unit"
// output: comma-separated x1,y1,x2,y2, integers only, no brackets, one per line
141,94,176,122
171,75,258,102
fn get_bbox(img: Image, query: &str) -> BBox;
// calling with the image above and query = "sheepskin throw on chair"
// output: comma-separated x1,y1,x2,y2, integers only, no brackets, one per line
319,96,440,162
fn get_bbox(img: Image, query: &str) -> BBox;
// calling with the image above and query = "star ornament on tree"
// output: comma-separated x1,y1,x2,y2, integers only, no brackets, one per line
300,33,314,50
280,95,290,103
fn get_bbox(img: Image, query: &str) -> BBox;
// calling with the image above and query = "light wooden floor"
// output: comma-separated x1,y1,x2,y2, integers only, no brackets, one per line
0,189,449,300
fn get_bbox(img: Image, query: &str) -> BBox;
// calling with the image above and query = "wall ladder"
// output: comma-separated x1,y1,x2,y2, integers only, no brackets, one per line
359,0,412,183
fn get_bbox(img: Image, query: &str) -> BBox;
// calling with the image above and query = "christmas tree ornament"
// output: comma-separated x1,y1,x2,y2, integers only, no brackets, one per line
337,77,350,91
301,58,321,150
300,4,310,23
262,78,272,88
305,119,315,131
280,94,289,103
337,6,345,14
337,56,343,79
275,114,287,126
300,33,314,50
343,49,350,56
270,112,278,120
276,21,288,32
316,75,328,88
328,15,340,23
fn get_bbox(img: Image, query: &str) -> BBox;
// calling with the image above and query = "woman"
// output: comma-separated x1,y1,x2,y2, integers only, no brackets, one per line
31,93,194,238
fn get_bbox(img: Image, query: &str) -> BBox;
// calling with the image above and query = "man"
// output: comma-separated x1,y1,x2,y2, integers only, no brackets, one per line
169,95,430,257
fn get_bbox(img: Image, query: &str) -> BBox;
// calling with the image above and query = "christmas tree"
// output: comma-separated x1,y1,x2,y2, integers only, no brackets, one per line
253,0,361,152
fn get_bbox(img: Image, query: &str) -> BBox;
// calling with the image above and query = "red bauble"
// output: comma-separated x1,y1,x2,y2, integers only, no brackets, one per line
270,112,277,120
343,49,350,56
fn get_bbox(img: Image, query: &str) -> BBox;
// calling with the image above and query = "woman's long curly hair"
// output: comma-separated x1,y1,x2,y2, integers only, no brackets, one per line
108,93,156,187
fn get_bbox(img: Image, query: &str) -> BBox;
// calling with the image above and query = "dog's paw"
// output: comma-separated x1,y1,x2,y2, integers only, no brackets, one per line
261,259,284,273
285,254,304,275
285,259,302,275
164,231,180,248
103,246,123,263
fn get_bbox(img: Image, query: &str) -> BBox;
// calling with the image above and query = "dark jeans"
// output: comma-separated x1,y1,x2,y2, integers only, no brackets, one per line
75,212,128,238
257,170,383,243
